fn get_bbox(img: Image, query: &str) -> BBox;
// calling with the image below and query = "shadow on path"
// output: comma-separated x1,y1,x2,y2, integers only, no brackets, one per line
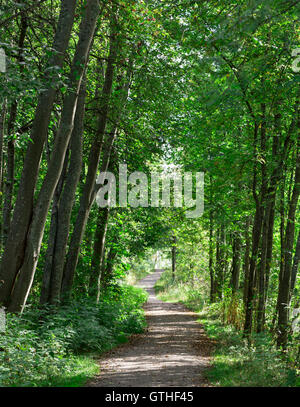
87,270,213,387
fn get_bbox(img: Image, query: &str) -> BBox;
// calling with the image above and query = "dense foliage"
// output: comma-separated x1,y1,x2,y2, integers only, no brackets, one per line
0,285,147,386
0,0,299,387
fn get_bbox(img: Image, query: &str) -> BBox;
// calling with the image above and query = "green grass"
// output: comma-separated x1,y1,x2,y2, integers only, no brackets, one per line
155,269,206,311
39,355,99,387
199,308,299,387
155,270,300,387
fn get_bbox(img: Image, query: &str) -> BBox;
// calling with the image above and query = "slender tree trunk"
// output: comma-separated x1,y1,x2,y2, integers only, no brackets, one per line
99,247,117,295
61,27,120,298
209,208,215,302
215,225,225,300
39,148,70,305
277,144,300,349
0,0,77,307
63,65,132,298
243,216,251,307
265,202,275,298
244,119,265,337
63,66,131,297
89,207,110,297
0,102,5,192
40,80,86,305
256,103,268,333
6,1,99,312
244,200,263,336
290,230,300,298
172,234,176,281
272,178,286,330
265,100,282,299
3,11,28,244
0,101,6,245
231,231,241,295
2,103,16,245
256,204,269,333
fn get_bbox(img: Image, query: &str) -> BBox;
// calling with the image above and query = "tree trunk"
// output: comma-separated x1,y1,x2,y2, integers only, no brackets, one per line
255,103,268,333
244,118,265,337
2,11,28,244
40,79,86,306
290,230,300,298
89,207,110,297
61,26,120,298
99,247,117,295
2,103,16,245
0,102,5,191
39,148,70,305
215,225,225,300
271,178,286,330
0,0,77,308
277,144,300,349
265,202,275,298
209,208,215,302
0,101,6,245
256,203,269,333
244,202,263,336
6,0,99,312
172,234,176,281
231,231,241,294
243,216,251,307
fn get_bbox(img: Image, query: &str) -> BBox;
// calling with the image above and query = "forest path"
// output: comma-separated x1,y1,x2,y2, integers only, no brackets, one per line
87,270,213,387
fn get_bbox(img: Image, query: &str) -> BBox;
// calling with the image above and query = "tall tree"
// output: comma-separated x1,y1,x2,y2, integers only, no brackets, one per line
4,0,100,312
0,0,77,308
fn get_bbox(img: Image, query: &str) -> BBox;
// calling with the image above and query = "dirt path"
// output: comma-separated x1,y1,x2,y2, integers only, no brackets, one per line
87,270,214,387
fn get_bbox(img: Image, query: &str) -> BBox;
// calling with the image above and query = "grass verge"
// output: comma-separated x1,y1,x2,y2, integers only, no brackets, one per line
39,355,99,387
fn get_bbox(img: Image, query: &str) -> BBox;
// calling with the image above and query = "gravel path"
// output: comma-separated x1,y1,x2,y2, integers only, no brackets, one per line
87,270,214,387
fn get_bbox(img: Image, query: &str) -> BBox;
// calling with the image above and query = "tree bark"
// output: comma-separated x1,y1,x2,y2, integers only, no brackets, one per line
244,198,263,336
2,104,16,245
0,102,5,187
209,207,215,302
2,11,28,245
39,148,70,305
88,207,110,297
0,101,6,237
244,118,265,337
271,177,287,330
0,0,77,307
0,101,6,249
61,25,120,299
172,234,176,281
215,225,225,300
256,203,269,333
243,216,251,307
277,143,300,349
231,231,241,295
99,247,117,294
6,0,99,312
40,79,86,305
290,230,300,298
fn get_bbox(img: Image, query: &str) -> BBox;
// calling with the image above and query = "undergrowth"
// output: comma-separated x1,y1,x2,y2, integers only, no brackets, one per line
125,258,154,285
155,269,300,387
0,284,147,387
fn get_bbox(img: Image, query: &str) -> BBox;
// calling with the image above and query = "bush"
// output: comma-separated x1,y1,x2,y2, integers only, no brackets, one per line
0,284,147,387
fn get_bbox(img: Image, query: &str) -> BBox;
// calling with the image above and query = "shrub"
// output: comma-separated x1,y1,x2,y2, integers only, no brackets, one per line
0,284,147,387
